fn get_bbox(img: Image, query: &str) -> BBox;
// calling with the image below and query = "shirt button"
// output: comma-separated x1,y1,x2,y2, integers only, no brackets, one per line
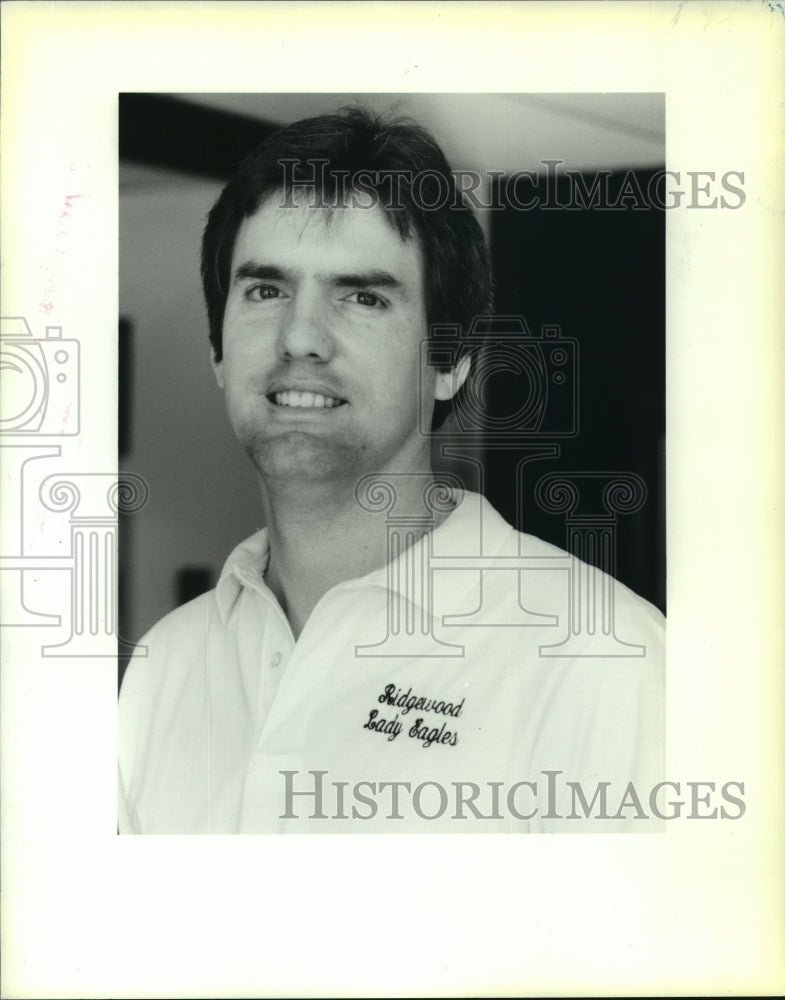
270,652,282,667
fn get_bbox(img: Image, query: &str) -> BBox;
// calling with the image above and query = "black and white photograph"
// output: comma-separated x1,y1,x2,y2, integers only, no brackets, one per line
2,2,783,997
118,91,667,834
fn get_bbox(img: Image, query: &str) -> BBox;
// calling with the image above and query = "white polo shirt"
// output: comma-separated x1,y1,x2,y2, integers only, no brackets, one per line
118,491,665,834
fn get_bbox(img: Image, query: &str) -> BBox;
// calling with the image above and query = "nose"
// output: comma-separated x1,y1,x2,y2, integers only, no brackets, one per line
276,289,335,362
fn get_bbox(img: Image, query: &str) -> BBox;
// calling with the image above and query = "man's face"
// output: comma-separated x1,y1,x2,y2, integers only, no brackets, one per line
214,193,459,487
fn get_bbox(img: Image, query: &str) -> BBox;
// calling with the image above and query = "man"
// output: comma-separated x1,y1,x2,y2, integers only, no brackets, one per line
119,108,664,833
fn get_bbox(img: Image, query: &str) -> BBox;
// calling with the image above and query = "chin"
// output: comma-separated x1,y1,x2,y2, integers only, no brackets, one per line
244,432,365,482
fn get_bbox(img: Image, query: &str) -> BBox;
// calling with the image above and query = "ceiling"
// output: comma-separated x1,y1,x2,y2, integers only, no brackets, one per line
181,91,665,172
119,91,664,194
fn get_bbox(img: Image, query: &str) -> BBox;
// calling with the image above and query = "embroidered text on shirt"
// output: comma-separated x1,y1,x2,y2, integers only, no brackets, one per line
361,682,465,748
363,709,402,742
378,682,465,718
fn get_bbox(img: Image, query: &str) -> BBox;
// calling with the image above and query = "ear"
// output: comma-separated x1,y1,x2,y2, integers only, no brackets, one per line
211,349,225,390
434,354,471,402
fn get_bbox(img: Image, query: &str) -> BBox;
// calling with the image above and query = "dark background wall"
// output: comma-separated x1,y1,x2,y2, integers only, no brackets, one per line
488,171,665,611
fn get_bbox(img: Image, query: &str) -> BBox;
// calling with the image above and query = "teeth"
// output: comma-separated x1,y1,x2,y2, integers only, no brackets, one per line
274,390,342,408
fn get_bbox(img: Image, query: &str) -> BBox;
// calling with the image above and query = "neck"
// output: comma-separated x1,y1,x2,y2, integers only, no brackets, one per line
259,472,450,638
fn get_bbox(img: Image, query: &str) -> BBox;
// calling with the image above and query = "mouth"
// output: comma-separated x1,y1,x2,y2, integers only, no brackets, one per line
267,390,347,409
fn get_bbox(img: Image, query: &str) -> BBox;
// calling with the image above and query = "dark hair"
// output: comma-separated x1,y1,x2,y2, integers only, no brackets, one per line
200,106,494,428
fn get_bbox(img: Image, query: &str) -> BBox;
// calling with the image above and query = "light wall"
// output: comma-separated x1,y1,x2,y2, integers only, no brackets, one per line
119,170,262,643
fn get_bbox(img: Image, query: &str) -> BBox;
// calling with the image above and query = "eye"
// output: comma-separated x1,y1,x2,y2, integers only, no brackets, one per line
245,284,283,302
345,291,387,309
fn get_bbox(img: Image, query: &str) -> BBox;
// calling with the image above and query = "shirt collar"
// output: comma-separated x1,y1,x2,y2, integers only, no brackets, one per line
214,491,515,625
346,489,515,615
215,527,272,623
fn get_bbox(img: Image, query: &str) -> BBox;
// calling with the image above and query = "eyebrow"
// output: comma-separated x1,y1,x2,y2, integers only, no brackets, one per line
233,262,288,284
331,271,404,291
233,260,405,292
